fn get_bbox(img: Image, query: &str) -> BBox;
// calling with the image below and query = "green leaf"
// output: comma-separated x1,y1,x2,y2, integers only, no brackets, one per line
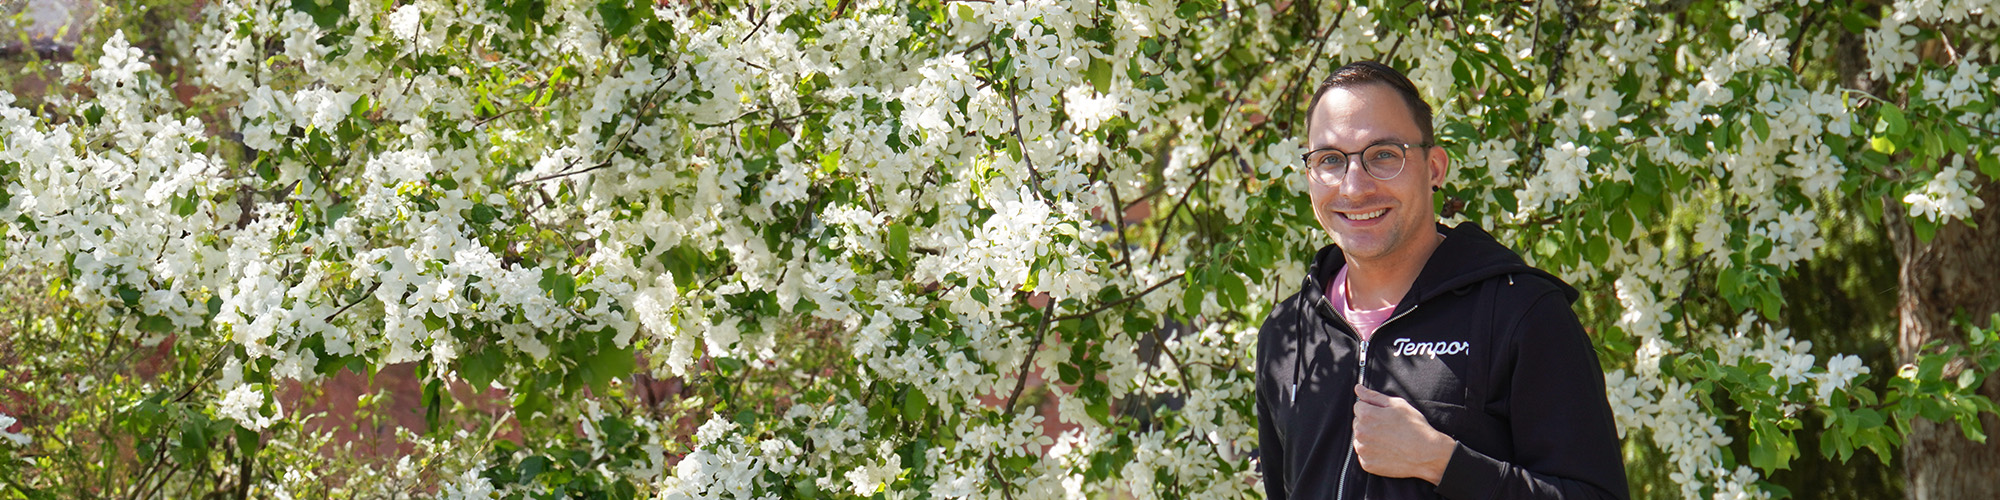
518,455,550,484
541,267,576,303
1586,236,1611,266
422,378,447,433
584,344,636,393
1979,154,1999,179
1220,271,1248,309
326,202,352,223
460,347,505,388
138,315,174,333
289,0,349,29
714,356,746,376
172,190,198,217
1087,397,1111,425
486,0,547,32
469,204,500,225
118,285,141,308
1751,114,1771,141
1839,8,1876,33
423,312,449,331
901,389,929,423
1609,209,1634,241
1913,218,1937,244
513,387,552,421
969,287,990,305
887,223,910,265
1958,413,1988,443
1748,421,1797,472
1881,105,1908,136
1870,136,1897,155
235,425,261,456
597,0,648,39
1000,455,1036,471
1088,57,1113,94
1182,280,1203,315
1718,267,1745,309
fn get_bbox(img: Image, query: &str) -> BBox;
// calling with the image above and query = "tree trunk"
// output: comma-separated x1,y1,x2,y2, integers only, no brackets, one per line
1887,177,2000,500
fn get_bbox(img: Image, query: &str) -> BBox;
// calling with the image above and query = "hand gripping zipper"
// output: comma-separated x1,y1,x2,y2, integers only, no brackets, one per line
1335,305,1418,500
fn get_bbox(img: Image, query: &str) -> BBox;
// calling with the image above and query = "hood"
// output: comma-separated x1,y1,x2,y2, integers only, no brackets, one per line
1303,222,1579,308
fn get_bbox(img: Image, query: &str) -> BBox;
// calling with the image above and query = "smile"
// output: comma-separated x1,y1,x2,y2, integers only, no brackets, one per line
1340,208,1388,221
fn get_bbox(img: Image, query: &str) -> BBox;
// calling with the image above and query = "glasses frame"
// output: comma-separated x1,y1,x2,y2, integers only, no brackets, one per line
1300,142,1431,184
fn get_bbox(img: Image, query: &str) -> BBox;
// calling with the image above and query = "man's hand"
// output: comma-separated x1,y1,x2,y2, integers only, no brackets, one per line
1352,385,1456,485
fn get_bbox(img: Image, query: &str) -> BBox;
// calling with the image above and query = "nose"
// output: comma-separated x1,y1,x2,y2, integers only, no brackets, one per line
1335,155,1377,198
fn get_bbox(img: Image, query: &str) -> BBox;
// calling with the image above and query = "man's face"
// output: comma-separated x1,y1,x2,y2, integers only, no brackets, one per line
1305,83,1449,263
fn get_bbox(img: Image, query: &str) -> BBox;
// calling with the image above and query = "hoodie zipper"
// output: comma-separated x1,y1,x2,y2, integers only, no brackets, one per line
1334,304,1419,500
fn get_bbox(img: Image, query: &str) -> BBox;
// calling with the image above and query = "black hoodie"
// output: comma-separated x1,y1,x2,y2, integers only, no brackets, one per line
1256,222,1629,500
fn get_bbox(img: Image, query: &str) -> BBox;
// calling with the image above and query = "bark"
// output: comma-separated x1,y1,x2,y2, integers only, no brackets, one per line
1887,177,2000,500
1834,7,2000,495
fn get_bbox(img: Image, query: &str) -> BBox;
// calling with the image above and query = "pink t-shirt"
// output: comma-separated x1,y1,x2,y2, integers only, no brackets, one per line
1328,265,1397,341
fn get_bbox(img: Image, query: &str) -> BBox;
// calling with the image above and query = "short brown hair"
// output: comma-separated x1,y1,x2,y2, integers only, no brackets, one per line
1305,61,1434,145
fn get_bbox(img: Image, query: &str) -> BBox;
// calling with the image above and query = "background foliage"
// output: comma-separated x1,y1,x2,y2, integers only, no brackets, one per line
1,0,1998,499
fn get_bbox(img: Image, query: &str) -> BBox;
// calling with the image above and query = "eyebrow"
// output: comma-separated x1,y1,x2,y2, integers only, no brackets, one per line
1310,137,1413,151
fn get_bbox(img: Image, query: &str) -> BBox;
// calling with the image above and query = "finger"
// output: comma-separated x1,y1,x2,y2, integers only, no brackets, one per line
1354,384,1390,407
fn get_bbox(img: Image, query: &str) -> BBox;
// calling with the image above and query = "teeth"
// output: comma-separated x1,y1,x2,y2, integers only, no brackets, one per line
1345,209,1388,221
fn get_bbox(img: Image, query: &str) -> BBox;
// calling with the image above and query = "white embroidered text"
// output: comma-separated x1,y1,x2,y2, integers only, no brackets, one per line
1389,338,1469,359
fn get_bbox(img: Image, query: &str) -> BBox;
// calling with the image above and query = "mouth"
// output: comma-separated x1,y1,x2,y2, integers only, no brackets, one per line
1338,208,1389,221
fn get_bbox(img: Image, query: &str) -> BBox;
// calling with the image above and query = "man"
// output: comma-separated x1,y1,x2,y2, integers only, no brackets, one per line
1255,61,1629,499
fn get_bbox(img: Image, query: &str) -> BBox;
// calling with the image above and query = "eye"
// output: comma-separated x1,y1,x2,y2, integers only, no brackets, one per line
1315,152,1341,167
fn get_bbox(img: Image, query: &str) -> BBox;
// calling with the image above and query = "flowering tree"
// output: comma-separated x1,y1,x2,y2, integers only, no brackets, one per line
1,0,1998,498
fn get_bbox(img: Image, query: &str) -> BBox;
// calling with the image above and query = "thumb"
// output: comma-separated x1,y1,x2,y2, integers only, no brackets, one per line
1354,384,1390,407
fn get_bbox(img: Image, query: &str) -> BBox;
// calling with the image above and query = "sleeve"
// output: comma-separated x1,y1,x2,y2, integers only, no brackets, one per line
1258,386,1289,500
1256,326,1289,500
1433,292,1630,500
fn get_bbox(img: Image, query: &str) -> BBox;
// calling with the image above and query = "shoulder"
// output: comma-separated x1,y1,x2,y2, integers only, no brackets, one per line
1257,287,1315,350
1480,270,1587,348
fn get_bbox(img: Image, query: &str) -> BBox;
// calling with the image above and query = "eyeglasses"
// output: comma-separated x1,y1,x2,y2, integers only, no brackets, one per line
1300,143,1430,184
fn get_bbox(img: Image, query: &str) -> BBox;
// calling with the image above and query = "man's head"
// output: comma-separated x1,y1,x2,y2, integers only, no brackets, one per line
1303,61,1450,264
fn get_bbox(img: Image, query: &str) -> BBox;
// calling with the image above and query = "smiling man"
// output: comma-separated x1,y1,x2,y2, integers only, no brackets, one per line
1255,61,1629,499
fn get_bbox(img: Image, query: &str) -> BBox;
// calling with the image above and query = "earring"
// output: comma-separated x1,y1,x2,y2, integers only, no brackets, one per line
1432,185,1441,193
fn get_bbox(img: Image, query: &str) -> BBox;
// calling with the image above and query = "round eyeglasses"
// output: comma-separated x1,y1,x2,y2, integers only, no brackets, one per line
1300,143,1430,184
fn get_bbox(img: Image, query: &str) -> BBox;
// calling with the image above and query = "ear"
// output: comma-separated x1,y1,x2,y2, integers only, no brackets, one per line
1427,145,1451,189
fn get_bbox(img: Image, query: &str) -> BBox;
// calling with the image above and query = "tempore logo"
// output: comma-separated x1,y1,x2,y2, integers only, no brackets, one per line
1388,338,1469,359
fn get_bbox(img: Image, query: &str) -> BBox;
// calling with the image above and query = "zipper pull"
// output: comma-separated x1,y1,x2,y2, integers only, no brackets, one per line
1359,340,1370,369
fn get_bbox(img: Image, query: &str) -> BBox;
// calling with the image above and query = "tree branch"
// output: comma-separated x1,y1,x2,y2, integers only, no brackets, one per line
1004,297,1058,413
323,282,384,323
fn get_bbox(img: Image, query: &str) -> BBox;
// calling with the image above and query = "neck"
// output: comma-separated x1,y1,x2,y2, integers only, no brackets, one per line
1341,232,1443,310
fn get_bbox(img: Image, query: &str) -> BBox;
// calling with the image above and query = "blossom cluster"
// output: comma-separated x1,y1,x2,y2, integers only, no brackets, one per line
0,0,1992,498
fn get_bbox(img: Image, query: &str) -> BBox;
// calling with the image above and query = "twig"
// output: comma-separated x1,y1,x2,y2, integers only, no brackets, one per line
993,45,1045,199
1148,153,1224,265
1003,298,1058,413
323,282,385,323
740,4,772,44
1938,27,1961,64
1148,326,1198,396
1102,159,1134,277
234,445,252,500
509,68,677,187
1050,273,1186,324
